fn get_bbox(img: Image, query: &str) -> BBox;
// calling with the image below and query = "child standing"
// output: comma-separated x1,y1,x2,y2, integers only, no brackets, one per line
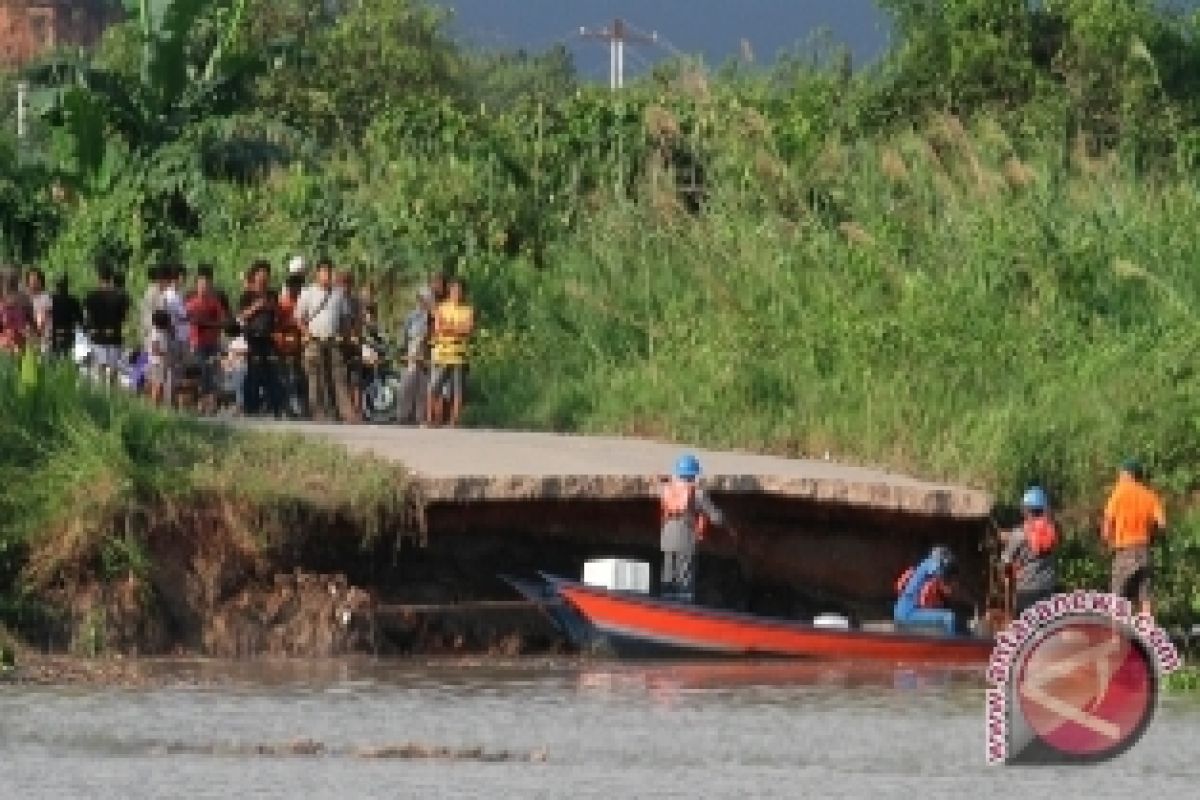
147,309,179,406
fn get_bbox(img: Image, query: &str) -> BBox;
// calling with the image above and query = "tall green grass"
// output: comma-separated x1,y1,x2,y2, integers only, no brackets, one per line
0,357,408,633
464,118,1200,623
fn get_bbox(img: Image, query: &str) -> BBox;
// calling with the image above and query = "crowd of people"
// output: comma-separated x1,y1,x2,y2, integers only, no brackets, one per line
0,258,476,426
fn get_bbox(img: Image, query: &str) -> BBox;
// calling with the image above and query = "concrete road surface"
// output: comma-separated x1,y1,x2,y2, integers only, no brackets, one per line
232,421,993,517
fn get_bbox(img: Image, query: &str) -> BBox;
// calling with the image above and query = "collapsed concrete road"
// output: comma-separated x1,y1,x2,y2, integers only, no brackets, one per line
242,422,992,517
229,422,995,624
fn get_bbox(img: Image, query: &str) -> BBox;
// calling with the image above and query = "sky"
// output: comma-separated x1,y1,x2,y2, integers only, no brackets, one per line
434,0,892,80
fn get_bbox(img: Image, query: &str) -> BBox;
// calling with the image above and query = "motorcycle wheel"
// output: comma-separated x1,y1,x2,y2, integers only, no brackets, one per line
362,375,400,423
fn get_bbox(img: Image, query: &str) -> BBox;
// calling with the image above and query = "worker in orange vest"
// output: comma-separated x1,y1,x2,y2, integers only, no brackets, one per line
660,454,728,603
1102,459,1166,616
1000,486,1059,615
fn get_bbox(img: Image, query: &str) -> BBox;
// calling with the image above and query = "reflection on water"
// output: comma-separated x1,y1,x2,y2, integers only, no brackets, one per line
1,658,1197,799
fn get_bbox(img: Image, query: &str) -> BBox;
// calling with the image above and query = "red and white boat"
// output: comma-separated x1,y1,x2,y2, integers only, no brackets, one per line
508,573,994,666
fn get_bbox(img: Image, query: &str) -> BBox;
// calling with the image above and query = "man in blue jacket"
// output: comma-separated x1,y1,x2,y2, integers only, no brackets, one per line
894,545,960,636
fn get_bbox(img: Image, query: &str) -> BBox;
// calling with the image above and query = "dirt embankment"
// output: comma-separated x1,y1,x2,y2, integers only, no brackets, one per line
16,496,564,659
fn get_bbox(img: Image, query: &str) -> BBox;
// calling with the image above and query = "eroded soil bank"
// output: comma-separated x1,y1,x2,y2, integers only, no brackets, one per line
8,495,568,659
3,483,989,660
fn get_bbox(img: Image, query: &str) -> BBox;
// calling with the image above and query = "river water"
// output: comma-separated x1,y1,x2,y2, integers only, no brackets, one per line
1,658,1197,799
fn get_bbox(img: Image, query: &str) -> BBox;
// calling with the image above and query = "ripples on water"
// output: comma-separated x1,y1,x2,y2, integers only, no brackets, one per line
1,659,1197,799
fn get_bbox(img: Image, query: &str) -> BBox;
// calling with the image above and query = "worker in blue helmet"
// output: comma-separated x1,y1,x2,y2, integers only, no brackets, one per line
659,453,729,603
894,545,961,636
1000,486,1059,615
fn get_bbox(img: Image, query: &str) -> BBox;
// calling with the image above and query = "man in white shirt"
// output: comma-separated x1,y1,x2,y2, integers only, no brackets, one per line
294,259,351,421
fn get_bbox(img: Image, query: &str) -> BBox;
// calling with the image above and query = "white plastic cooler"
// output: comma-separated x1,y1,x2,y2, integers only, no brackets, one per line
582,558,651,594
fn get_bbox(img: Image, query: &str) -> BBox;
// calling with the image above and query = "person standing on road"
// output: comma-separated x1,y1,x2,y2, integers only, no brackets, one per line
185,265,228,413
334,270,363,423
1102,459,1166,616
49,274,83,358
236,260,281,417
0,267,31,355
1000,487,1059,615
659,454,728,603
146,309,181,407
398,286,433,425
275,271,307,418
24,268,51,352
428,272,455,406
295,260,351,422
427,277,474,427
83,264,130,385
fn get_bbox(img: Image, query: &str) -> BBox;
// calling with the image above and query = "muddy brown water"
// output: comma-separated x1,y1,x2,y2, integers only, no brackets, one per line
1,658,1198,799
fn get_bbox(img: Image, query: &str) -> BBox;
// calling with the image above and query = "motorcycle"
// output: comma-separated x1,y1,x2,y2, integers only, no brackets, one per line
359,337,404,423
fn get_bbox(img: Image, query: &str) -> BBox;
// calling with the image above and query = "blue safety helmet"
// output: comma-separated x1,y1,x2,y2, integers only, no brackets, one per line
929,545,956,577
1021,486,1049,512
674,453,702,480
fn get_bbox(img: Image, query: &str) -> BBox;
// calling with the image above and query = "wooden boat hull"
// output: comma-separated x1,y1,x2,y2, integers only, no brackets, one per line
533,575,994,665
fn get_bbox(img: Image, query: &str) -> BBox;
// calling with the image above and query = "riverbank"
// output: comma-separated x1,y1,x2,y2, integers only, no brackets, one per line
3,358,1195,660
2,349,1007,659
0,361,419,656
5,0,1198,658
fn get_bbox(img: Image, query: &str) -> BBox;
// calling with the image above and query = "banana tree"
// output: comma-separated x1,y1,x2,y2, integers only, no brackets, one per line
24,0,260,188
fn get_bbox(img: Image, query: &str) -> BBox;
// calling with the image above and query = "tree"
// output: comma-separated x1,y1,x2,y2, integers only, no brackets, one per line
26,0,269,184
254,0,462,144
875,0,1037,116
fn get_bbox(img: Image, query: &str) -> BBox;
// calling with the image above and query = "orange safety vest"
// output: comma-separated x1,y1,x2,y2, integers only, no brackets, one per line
1024,517,1058,558
660,479,710,540
895,567,947,609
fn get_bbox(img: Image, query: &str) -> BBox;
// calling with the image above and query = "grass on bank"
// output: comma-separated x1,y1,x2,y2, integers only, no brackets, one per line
1165,664,1200,693
0,356,410,632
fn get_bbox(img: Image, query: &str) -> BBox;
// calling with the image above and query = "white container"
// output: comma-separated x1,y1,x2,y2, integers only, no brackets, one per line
812,613,851,630
582,558,651,594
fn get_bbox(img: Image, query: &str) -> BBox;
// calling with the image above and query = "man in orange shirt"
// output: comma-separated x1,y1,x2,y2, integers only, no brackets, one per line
1102,458,1166,615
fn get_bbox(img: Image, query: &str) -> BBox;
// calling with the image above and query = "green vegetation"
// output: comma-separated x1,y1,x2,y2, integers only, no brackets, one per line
0,357,409,638
2,1,1199,629
1165,664,1200,693
0,628,15,669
